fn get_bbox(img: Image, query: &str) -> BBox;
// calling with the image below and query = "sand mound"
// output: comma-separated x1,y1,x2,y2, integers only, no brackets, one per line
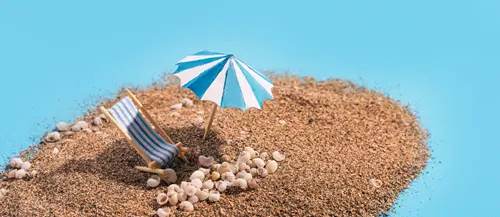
0,75,429,217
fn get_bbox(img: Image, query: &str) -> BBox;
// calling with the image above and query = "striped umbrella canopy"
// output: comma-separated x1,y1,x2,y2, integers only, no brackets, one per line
173,51,274,139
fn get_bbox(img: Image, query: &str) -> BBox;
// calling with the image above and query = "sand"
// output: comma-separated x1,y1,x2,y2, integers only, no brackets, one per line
0,75,429,217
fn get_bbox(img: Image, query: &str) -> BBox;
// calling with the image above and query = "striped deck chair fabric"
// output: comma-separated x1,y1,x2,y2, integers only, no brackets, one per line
108,96,179,166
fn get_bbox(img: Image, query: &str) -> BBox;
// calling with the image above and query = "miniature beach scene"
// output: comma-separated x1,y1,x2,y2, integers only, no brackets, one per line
1,1,498,217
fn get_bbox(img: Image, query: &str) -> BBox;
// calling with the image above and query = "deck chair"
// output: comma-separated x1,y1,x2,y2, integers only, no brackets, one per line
99,89,189,175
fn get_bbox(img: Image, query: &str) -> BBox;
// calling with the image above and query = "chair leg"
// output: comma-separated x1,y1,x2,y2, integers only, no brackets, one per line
175,142,189,163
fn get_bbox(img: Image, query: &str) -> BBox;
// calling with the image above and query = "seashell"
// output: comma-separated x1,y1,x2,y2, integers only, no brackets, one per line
266,160,278,174
8,169,17,179
272,151,286,162
46,132,61,142
208,190,221,202
196,110,204,115
147,175,161,187
168,184,180,192
0,188,7,196
257,168,268,178
186,185,198,196
20,162,31,170
56,122,70,132
165,169,177,183
238,163,250,172
221,155,231,162
243,173,252,181
198,156,214,167
190,170,205,180
244,147,256,159
170,103,183,110
193,117,204,126
181,98,194,107
232,178,248,190
249,168,258,176
247,160,256,168
198,168,211,176
167,190,176,197
279,120,286,125
215,180,228,192
177,189,188,202
196,189,209,201
83,128,93,133
236,171,247,179
52,147,59,155
202,180,214,190
170,112,181,118
229,164,238,174
10,158,23,169
15,169,26,179
157,208,170,217
190,178,203,189
237,151,251,164
252,158,266,168
30,170,38,177
222,172,235,182
76,121,89,129
156,193,169,205
62,131,74,136
179,201,194,212
211,171,220,181
260,152,269,160
369,178,383,188
218,162,230,174
168,191,179,205
180,181,190,191
248,179,259,189
212,163,221,172
188,195,199,204
93,117,102,126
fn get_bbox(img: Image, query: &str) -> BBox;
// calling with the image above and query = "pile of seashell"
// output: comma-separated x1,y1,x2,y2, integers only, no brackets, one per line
4,157,37,181
155,147,286,215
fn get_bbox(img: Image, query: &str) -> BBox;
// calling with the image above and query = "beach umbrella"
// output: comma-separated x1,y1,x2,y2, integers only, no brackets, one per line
173,51,274,140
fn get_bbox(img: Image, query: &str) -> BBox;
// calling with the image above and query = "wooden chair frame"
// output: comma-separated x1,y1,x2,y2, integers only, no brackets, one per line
99,89,189,173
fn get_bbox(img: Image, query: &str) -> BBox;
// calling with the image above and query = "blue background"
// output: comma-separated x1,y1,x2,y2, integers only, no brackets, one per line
0,1,498,216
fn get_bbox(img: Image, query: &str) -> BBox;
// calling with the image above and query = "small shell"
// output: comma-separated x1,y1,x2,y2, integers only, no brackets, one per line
157,208,170,217
198,168,211,176
218,162,230,174
257,168,268,178
215,181,228,192
180,181,190,191
248,179,259,189
15,169,26,179
272,151,286,162
279,120,286,125
190,178,203,189
170,103,183,110
229,164,238,174
147,175,161,188
247,160,256,168
170,112,181,117
196,189,209,201
179,201,194,212
30,170,38,177
266,160,278,174
193,117,204,126
232,178,248,190
244,147,255,159
190,170,205,180
52,148,59,155
260,152,269,160
208,190,221,202
237,151,251,164
8,170,17,179
238,163,250,172
221,155,232,162
202,180,214,190
236,171,248,179
20,162,31,170
181,98,194,107
222,172,235,182
188,195,199,204
0,188,7,196
168,184,180,192
253,158,266,168
76,121,89,129
370,178,383,188
10,158,23,169
211,172,220,181
46,132,61,142
198,155,214,168
168,192,179,205
93,117,102,126
56,122,70,132
165,169,178,183
249,168,258,176
186,185,198,196
196,110,204,115
156,193,169,205
177,189,188,202
212,164,222,172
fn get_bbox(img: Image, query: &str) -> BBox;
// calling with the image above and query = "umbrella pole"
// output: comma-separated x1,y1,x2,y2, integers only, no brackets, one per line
203,103,218,140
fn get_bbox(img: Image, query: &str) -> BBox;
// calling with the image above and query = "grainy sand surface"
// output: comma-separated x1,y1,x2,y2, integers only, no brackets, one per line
0,75,429,217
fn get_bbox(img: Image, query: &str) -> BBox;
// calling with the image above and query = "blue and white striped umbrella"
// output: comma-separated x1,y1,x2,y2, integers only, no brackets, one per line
173,51,274,110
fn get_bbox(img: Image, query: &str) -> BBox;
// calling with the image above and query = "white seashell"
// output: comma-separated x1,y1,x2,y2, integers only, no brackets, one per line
215,181,228,192
83,128,93,133
247,160,256,168
237,151,251,164
157,208,171,217
167,190,176,197
156,193,169,205
260,152,269,160
8,169,17,179
179,201,194,212
186,185,198,196
196,189,209,201
20,162,31,170
212,163,222,172
279,120,286,125
211,171,220,181
272,151,286,162
56,122,70,132
170,103,183,110
198,167,211,176
369,178,383,188
196,110,204,115
232,178,248,190
188,195,199,204
242,173,252,181
193,117,204,126
181,98,194,107
170,112,181,117
190,178,203,189
165,169,177,183
248,179,259,189
221,155,231,162
190,170,205,180
253,158,266,168
93,117,102,126
198,156,214,167
238,163,250,172
168,184,180,192
52,147,59,155
222,172,235,182
258,168,268,178
218,162,230,174
10,158,23,169
30,170,38,177
208,190,221,202
177,189,188,202
266,160,278,174
0,188,7,196
76,121,89,129
46,132,61,142
249,168,258,176
168,192,179,205
244,147,255,159
147,175,161,188
180,181,190,191
236,171,247,179
202,180,214,190
15,169,26,179
229,164,238,174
